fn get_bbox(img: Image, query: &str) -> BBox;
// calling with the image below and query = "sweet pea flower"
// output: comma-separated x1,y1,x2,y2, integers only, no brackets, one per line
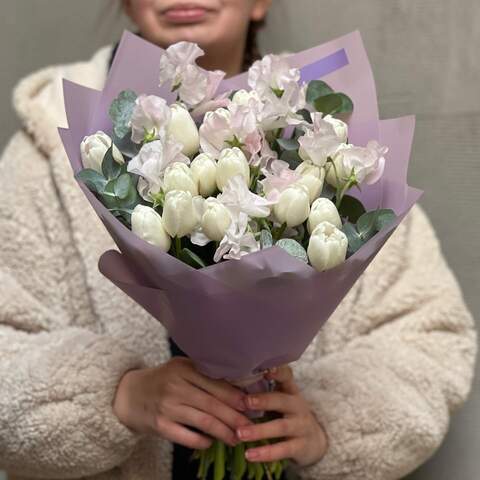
213,212,259,262
326,140,388,188
218,175,273,219
130,95,171,144
127,137,189,199
159,41,225,108
80,131,124,173
307,221,348,272
260,160,301,202
323,115,348,143
131,205,171,252
248,54,300,98
298,113,343,167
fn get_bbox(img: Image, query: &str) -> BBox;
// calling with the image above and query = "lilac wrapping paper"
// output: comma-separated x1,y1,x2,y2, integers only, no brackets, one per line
59,31,422,381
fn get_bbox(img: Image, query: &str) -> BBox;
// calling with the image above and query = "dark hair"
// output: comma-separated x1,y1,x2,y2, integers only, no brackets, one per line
243,19,265,70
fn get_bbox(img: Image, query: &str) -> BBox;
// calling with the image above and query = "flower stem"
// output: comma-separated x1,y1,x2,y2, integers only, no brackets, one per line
175,237,182,257
274,223,287,242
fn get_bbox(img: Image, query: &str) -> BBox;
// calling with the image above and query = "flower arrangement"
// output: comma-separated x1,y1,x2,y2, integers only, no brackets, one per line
78,41,393,275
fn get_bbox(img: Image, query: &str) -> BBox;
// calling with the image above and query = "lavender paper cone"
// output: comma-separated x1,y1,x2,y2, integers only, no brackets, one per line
59,31,422,380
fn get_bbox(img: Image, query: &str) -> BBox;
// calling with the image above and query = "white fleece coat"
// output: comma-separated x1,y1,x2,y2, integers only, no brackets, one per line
0,47,476,480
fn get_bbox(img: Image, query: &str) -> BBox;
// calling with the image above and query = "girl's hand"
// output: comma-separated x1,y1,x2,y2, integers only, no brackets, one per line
113,357,251,449
236,365,328,466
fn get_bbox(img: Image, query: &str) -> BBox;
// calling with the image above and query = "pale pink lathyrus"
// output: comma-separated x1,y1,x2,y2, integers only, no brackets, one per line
260,160,301,202
298,112,344,168
217,175,273,219
130,95,171,144
199,105,262,160
127,137,189,198
213,212,259,262
159,41,225,108
332,141,388,185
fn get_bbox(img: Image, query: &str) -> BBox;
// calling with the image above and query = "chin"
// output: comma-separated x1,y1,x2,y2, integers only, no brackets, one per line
151,23,221,51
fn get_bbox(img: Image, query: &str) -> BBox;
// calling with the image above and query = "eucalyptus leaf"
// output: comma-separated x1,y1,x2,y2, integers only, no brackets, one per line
102,145,123,180
306,80,334,104
335,93,354,114
296,108,312,123
260,229,273,249
313,94,343,115
109,90,138,139
342,222,364,254
75,168,107,194
375,209,396,231
337,195,366,223
280,149,302,170
276,238,308,263
114,173,133,200
320,183,336,200
113,129,141,158
357,209,382,239
179,248,207,269
276,137,300,151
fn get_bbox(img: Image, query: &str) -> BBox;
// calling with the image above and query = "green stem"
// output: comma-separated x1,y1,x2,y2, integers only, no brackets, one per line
175,237,182,258
274,223,287,242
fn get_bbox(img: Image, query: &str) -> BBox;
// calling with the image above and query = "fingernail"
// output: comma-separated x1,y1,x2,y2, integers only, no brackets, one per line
237,427,250,440
248,396,259,408
246,449,259,460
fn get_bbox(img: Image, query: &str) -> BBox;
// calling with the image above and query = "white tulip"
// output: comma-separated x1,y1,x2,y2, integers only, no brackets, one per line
163,162,198,196
168,103,200,157
216,147,250,191
131,205,171,252
295,163,325,203
323,115,348,143
274,184,310,227
307,198,342,233
162,190,199,238
307,221,348,271
190,153,217,197
201,198,232,242
80,131,124,173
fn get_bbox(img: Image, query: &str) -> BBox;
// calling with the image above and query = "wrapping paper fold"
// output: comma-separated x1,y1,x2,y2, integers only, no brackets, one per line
59,31,422,380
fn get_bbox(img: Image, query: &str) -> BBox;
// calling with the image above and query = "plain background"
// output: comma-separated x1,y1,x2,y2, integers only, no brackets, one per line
0,1,478,479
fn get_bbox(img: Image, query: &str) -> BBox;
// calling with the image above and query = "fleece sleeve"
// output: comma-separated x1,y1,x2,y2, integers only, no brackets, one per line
295,206,477,480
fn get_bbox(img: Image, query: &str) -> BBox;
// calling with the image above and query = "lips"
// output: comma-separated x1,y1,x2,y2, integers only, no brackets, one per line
162,3,213,24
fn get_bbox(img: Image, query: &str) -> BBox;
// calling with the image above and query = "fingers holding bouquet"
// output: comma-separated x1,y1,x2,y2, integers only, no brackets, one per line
237,366,328,467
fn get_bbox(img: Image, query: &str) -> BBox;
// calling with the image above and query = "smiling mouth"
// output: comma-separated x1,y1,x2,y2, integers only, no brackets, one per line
161,4,214,24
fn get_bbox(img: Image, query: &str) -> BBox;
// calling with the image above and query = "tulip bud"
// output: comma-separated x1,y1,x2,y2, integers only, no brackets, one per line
216,147,250,191
295,163,325,203
274,184,310,228
190,153,217,197
201,198,232,241
163,162,198,196
308,221,348,271
307,198,342,233
168,103,200,157
80,131,124,173
131,205,171,252
162,190,199,238
324,115,348,143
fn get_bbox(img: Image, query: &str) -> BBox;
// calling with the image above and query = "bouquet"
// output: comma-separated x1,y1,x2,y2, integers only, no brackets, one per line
60,31,421,480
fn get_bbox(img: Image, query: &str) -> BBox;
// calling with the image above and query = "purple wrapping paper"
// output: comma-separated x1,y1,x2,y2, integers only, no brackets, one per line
59,31,422,381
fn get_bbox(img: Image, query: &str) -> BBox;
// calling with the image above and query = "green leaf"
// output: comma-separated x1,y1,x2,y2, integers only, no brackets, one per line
337,195,366,223
102,145,123,180
260,229,273,249
375,209,396,231
279,149,302,170
335,93,354,114
320,183,336,201
342,222,364,254
313,94,343,115
112,129,141,158
109,90,138,139
276,137,300,151
296,108,312,123
275,239,308,263
357,210,382,240
114,173,133,200
75,168,107,194
254,463,263,480
179,248,207,269
306,80,334,104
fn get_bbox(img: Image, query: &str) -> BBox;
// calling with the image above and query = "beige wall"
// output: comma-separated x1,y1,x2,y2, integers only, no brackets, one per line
1,1,479,478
